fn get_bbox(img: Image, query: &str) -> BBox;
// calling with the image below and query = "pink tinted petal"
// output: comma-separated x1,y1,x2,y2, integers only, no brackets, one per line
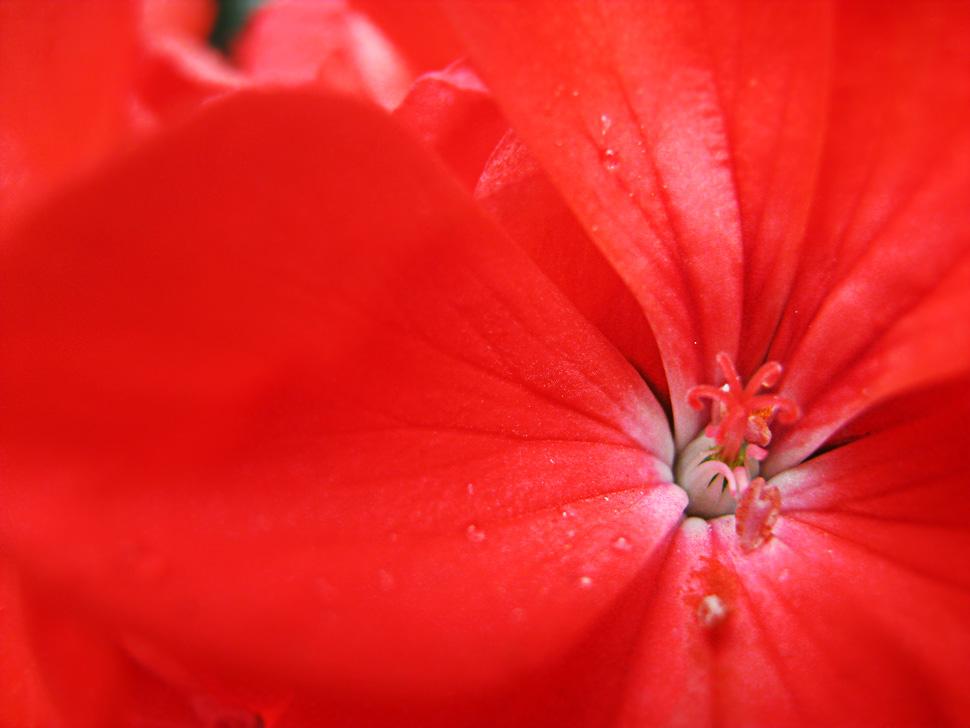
1,90,681,697
135,36,246,128
393,62,509,192
234,0,413,109
350,0,465,75
446,0,752,446
766,0,970,459
769,251,970,473
139,0,216,40
476,131,669,405
0,0,138,228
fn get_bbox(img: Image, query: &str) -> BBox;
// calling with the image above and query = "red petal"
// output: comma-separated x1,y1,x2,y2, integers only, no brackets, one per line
0,561,61,728
446,1,834,446
744,394,970,725
1,90,682,697
0,0,138,227
614,385,970,726
770,251,970,473
350,0,464,75
475,131,669,405
765,0,970,469
139,0,216,40
393,62,509,192
612,518,720,727
233,0,413,109
135,37,245,129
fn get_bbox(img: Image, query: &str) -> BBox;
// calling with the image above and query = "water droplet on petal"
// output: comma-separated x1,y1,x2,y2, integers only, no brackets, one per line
579,576,594,588
466,524,486,543
600,113,612,134
378,570,395,591
613,536,632,552
603,149,619,171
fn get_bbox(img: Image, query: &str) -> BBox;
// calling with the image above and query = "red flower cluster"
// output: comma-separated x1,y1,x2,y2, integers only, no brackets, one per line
2,1,969,726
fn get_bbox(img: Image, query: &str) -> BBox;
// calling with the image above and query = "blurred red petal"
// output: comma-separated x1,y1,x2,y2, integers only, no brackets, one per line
351,0,464,75
0,561,60,728
234,0,413,109
139,0,216,40
1,90,682,697
135,35,245,128
393,62,508,192
0,0,138,227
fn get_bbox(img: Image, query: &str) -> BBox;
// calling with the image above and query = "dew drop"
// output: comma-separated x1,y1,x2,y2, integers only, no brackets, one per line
467,483,474,495
378,570,395,591
600,113,612,134
466,524,486,543
613,536,632,552
603,149,619,171
571,89,580,97
579,576,594,588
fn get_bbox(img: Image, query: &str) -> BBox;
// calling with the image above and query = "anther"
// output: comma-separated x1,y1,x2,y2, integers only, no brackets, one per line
687,353,800,466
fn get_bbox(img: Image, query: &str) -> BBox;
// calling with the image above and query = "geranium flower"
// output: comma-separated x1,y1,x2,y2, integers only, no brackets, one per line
2,1,969,726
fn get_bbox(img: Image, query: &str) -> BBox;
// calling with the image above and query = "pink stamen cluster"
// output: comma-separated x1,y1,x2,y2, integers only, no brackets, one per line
687,353,800,467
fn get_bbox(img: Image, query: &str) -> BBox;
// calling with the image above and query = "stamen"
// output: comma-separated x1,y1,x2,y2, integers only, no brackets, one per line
687,353,800,466
675,353,799,529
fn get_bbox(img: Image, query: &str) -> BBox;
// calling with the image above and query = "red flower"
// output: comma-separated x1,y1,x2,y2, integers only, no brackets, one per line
2,1,969,726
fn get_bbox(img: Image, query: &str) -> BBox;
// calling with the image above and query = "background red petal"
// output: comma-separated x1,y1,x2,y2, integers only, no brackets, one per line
351,0,464,75
393,62,509,192
233,0,413,109
1,90,682,699
0,0,138,228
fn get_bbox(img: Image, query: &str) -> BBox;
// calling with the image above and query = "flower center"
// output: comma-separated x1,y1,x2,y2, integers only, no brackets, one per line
674,353,799,547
